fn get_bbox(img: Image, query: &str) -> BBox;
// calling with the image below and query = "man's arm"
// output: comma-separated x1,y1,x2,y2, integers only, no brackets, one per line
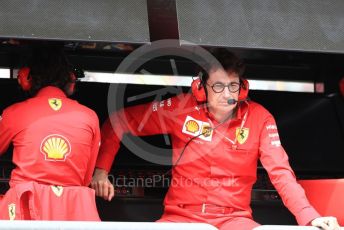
91,168,114,201
258,114,340,229
91,96,183,200
0,110,14,155
90,115,118,201
96,98,177,171
83,112,101,187
258,114,320,225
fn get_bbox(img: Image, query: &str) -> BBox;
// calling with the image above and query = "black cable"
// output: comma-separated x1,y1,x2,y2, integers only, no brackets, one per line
163,133,202,177
163,112,234,177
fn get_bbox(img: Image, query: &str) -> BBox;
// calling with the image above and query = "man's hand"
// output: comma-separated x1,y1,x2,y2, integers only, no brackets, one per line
311,216,340,230
91,168,115,201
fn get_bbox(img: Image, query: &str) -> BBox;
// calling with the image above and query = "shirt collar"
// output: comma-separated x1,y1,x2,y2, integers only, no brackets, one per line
35,86,67,98
202,102,244,121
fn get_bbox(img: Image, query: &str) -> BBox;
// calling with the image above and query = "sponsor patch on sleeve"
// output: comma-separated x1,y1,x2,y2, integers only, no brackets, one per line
266,124,277,130
167,98,172,107
265,124,281,147
152,98,173,112
152,102,158,112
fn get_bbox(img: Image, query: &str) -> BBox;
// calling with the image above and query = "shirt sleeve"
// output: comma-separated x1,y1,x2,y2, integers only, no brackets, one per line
83,112,101,186
0,109,14,155
258,114,320,226
96,96,181,172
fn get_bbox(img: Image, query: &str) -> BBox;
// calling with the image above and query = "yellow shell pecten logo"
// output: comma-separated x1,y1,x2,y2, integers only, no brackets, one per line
40,134,71,161
185,120,199,133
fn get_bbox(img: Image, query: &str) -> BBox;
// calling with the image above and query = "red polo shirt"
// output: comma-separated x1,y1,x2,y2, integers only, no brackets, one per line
0,86,100,187
97,93,319,225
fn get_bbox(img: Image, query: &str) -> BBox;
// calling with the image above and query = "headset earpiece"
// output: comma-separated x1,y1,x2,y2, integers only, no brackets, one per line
238,78,249,101
17,67,32,91
18,67,77,95
66,72,76,96
340,77,344,97
191,77,207,102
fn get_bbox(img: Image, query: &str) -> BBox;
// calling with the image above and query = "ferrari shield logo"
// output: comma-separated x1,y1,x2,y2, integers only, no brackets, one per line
236,127,249,144
48,98,62,111
8,203,15,220
51,185,64,197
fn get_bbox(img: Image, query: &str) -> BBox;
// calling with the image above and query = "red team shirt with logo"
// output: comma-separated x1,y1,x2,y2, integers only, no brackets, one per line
0,86,100,220
96,93,320,227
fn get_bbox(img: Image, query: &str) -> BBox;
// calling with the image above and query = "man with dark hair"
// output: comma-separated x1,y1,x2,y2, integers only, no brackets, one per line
92,48,339,229
0,44,100,220
23,45,76,96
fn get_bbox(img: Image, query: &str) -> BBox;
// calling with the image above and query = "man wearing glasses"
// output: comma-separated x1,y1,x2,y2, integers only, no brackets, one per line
92,49,339,230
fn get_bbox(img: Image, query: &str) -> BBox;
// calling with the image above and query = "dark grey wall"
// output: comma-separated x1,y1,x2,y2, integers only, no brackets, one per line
177,0,344,53
0,0,150,43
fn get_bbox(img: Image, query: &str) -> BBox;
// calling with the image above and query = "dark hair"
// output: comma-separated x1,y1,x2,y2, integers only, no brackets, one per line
28,43,73,96
200,48,245,85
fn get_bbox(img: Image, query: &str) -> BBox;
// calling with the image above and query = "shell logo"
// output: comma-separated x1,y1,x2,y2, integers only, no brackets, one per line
40,134,71,161
185,120,199,133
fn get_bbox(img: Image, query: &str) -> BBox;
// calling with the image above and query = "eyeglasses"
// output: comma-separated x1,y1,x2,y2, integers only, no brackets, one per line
207,82,240,93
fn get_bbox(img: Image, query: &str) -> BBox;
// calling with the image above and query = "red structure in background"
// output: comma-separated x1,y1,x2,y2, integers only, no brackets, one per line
340,77,344,97
298,179,344,226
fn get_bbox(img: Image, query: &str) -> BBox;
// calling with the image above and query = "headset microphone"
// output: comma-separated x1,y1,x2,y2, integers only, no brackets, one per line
227,99,237,105
227,98,248,105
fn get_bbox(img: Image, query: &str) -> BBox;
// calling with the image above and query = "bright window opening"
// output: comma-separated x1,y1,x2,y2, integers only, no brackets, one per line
82,71,318,93
0,68,10,79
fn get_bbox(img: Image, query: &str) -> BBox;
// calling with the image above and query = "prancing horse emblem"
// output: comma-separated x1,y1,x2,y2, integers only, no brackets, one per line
236,127,249,144
48,98,62,111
